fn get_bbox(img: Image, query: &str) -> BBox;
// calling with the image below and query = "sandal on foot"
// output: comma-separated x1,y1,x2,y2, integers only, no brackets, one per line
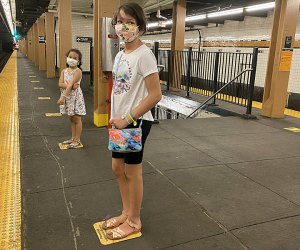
102,214,128,230
67,140,81,149
62,138,73,144
106,220,141,240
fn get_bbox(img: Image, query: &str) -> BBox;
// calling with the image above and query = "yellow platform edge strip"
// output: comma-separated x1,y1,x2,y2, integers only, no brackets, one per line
0,51,21,249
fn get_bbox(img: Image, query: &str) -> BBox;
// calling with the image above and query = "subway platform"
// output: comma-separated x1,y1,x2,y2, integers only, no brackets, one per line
2,52,300,249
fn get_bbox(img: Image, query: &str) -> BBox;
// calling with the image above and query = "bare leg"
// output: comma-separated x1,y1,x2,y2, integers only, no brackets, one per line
107,163,143,237
112,158,130,216
103,158,130,228
70,116,75,140
72,115,82,142
125,163,143,226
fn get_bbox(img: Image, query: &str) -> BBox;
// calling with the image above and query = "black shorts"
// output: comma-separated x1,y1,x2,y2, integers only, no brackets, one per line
112,119,152,164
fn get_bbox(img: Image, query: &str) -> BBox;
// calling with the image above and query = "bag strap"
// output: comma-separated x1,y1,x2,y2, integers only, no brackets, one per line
112,53,142,128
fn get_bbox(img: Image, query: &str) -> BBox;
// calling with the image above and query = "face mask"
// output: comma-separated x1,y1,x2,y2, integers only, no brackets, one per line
67,57,78,67
114,23,139,43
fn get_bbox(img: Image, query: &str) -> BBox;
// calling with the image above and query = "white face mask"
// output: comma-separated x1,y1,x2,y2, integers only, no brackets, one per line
114,23,139,42
67,57,78,67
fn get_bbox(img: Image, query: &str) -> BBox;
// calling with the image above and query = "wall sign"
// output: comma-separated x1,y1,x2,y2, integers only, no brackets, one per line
38,36,45,43
76,36,93,43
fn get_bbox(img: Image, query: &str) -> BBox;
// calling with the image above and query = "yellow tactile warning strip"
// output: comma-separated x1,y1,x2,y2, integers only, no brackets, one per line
0,51,21,249
58,143,84,150
284,127,300,132
93,221,142,245
45,113,62,117
38,97,50,100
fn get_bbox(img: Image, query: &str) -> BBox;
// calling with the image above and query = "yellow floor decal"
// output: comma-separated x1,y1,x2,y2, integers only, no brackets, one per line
0,51,21,249
58,142,84,150
31,80,40,83
34,87,44,90
93,221,142,245
45,113,62,117
284,127,300,132
38,97,50,100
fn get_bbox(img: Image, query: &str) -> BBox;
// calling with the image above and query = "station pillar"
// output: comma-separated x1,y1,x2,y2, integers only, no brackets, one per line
45,12,56,78
33,23,39,66
170,0,186,90
58,0,72,73
93,0,120,127
261,0,300,118
37,17,46,71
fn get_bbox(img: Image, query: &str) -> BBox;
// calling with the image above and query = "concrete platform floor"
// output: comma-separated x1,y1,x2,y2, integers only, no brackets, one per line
18,53,300,250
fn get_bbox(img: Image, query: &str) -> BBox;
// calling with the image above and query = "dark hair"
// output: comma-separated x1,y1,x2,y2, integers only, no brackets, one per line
66,48,82,70
111,2,147,35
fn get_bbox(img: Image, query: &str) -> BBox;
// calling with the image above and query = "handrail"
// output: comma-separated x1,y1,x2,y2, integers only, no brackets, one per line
185,68,253,119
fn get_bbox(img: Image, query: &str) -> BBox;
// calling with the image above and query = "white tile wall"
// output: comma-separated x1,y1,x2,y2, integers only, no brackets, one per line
72,15,93,72
142,10,300,94
55,14,93,71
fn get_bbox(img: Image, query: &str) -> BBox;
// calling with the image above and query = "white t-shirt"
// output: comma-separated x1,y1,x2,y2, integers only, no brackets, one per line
111,44,158,121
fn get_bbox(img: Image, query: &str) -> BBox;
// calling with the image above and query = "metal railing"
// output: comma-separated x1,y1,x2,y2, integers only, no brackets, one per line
186,68,253,118
157,47,258,116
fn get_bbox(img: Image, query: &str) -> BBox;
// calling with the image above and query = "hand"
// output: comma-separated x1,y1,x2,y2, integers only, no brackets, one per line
110,114,128,129
72,83,79,90
57,96,65,105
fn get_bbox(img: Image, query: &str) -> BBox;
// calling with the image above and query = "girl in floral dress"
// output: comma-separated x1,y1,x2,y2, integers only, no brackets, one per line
57,48,86,149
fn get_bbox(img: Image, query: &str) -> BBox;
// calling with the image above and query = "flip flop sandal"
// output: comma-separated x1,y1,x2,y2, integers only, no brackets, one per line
67,141,81,149
62,138,73,144
102,214,128,230
106,220,141,240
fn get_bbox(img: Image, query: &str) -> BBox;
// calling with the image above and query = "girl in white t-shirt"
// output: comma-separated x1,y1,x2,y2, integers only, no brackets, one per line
102,2,162,240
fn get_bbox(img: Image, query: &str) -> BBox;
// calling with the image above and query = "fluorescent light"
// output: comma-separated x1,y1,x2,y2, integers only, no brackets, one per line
208,8,243,18
246,2,275,12
186,15,206,22
1,0,14,34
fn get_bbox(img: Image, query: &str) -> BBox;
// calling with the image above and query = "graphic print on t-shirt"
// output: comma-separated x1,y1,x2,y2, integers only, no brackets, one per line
113,58,132,95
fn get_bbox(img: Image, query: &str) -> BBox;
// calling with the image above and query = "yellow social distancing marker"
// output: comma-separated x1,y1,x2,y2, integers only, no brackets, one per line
29,75,37,77
38,97,50,100
284,127,300,133
34,87,44,90
58,142,84,150
93,221,142,245
31,80,40,83
45,113,62,117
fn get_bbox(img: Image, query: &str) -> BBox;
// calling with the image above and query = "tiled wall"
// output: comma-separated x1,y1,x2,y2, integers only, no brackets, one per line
55,14,93,71
71,15,93,72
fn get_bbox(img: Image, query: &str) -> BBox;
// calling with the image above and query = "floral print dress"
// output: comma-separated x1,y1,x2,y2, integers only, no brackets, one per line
60,68,86,116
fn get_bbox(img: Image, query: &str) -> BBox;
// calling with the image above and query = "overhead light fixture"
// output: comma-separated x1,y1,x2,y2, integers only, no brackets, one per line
186,15,206,22
246,2,275,12
208,8,243,18
0,0,14,34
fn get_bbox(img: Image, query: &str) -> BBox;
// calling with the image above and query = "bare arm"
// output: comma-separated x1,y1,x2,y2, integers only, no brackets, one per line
111,72,162,129
64,70,82,96
58,70,67,89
